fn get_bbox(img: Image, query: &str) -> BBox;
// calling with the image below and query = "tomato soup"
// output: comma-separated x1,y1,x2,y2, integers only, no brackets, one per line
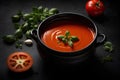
41,20,95,52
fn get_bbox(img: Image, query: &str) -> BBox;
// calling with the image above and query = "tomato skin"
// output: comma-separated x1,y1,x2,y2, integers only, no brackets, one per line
85,0,105,17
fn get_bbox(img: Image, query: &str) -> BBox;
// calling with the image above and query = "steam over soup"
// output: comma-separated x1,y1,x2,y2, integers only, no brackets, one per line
41,20,95,52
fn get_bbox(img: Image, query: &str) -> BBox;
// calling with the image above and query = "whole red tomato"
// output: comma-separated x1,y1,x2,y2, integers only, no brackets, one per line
85,0,105,17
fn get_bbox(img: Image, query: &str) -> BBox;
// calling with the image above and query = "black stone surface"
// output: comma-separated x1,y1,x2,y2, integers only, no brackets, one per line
0,0,120,80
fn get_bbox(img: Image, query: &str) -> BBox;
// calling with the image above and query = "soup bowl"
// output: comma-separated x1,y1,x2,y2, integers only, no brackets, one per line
31,13,105,64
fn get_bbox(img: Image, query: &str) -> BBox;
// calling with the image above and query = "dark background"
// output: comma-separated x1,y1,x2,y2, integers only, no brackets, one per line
0,0,120,80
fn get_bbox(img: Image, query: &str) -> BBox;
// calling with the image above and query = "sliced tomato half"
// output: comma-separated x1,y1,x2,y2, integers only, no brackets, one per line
7,52,33,72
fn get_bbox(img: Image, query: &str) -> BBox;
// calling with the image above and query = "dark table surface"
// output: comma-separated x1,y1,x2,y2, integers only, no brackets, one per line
0,0,120,80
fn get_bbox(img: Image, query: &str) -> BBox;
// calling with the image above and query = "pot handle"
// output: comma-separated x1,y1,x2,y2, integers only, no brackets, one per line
31,29,38,41
96,33,106,45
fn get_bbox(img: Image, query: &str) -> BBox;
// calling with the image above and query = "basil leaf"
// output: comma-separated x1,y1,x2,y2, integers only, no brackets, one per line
12,15,21,23
70,36,79,42
104,41,113,52
104,46,113,52
57,35,64,40
38,6,43,12
68,40,73,47
62,37,68,44
25,30,32,39
21,22,29,33
49,8,59,15
65,30,70,38
33,24,38,29
23,13,31,21
104,41,112,47
15,28,23,38
3,35,16,43
40,16,46,21
43,8,49,13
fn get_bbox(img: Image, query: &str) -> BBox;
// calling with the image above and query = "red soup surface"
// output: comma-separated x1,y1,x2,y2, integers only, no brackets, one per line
41,20,95,52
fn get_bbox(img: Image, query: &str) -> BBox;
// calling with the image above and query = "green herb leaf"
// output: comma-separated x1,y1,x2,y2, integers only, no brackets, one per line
21,22,29,33
49,8,59,15
68,40,73,47
104,41,112,47
12,15,21,23
3,35,16,43
43,8,49,13
40,16,46,21
65,30,70,38
23,13,31,21
103,41,113,52
57,35,65,40
104,45,113,52
38,6,43,12
25,30,32,39
15,28,23,38
62,37,68,44
32,24,38,29
70,36,79,42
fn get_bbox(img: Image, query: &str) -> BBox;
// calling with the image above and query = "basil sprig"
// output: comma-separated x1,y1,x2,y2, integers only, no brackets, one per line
3,6,59,49
102,41,114,63
57,30,79,47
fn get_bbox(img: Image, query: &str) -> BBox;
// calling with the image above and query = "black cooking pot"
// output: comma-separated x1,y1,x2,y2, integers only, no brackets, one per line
31,13,105,64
